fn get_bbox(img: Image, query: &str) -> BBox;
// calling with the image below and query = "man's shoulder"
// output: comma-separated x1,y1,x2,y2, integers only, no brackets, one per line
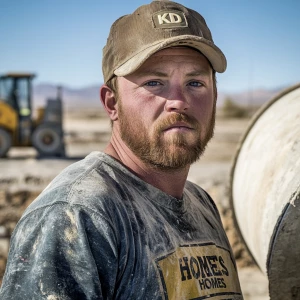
22,152,130,218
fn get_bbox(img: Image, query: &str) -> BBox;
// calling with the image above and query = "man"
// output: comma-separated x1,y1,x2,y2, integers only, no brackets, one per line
0,1,243,299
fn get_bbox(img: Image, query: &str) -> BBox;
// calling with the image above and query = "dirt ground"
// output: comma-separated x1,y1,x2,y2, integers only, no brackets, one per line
0,110,269,298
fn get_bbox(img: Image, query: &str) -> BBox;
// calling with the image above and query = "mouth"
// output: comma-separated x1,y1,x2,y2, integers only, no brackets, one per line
163,122,194,132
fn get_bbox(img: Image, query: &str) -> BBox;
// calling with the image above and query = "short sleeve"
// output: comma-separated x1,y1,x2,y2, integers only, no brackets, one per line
0,203,119,300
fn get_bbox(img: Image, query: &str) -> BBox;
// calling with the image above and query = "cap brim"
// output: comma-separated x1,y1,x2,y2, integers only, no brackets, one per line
114,35,227,77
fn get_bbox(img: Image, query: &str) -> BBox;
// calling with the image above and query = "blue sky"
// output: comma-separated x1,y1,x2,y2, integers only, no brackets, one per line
1,0,299,92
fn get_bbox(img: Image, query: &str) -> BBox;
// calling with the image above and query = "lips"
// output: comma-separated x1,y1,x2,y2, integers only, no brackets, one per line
163,122,194,131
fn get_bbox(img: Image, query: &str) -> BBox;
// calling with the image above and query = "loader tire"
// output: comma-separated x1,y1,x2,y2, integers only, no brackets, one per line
0,128,12,157
32,125,63,156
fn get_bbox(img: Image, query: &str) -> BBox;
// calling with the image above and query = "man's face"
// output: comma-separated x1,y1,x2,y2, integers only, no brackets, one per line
115,47,216,171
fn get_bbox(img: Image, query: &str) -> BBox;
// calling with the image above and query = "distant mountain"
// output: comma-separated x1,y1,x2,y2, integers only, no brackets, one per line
217,87,284,107
33,84,102,111
33,83,290,111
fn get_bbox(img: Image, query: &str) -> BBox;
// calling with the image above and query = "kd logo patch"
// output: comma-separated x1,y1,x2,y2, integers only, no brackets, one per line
152,10,188,28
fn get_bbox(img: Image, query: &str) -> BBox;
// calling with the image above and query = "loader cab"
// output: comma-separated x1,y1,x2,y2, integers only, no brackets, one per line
0,73,36,146
0,73,35,118
0,73,65,157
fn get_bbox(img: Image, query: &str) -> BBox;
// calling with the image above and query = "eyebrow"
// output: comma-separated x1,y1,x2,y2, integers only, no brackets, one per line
186,70,211,77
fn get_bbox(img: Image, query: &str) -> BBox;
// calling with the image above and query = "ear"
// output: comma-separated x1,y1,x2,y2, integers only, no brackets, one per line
100,84,118,121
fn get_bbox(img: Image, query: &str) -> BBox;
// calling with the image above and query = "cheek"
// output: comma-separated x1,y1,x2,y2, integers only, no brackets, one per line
192,96,215,121
134,94,164,122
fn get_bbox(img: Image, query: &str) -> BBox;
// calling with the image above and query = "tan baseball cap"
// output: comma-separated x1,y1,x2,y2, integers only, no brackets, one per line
102,0,226,83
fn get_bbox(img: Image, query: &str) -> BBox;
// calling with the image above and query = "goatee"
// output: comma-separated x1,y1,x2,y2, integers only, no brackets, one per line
118,102,215,171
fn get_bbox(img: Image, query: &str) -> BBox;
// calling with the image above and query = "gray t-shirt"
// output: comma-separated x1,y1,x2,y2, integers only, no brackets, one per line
0,152,243,299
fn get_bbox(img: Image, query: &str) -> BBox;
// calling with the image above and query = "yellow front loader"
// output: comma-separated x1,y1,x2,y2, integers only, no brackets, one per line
0,73,65,157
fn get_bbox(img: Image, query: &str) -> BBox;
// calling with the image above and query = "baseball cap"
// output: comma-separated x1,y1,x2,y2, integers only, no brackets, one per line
102,0,226,83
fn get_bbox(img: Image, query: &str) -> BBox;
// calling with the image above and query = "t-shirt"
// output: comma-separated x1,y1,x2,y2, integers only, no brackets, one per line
0,152,243,299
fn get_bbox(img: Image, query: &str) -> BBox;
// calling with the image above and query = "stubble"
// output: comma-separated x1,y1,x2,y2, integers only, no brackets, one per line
117,100,216,171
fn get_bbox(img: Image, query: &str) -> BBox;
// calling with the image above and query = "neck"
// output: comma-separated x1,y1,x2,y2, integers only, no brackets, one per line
104,131,190,199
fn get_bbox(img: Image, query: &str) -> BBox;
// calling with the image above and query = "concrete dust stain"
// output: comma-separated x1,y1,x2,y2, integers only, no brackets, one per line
66,248,76,259
39,280,46,295
66,210,76,226
64,227,77,242
32,235,40,252
47,296,59,300
64,210,78,242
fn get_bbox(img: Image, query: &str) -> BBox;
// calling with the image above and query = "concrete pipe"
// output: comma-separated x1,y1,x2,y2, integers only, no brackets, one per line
230,83,300,299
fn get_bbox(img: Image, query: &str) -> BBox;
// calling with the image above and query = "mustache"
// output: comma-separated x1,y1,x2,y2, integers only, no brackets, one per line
155,113,200,132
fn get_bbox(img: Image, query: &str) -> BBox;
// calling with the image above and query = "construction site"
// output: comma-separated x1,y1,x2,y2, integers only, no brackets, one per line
0,79,299,299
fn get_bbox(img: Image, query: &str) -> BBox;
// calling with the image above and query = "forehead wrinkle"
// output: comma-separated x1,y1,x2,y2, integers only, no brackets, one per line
133,69,168,78
135,68,211,79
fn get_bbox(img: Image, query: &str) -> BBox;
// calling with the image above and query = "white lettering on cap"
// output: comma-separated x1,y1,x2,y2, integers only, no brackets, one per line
158,13,182,25
152,10,188,28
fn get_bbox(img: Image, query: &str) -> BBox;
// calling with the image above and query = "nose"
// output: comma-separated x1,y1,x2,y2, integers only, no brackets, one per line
164,87,190,113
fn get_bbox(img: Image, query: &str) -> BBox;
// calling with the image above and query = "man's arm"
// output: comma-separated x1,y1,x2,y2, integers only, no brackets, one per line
0,203,118,300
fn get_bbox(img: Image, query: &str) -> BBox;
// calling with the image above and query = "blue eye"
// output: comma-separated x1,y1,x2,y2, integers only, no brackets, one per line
188,81,202,87
144,81,161,86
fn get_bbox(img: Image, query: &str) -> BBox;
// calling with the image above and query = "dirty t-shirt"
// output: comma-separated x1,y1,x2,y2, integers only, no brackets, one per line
0,152,243,299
